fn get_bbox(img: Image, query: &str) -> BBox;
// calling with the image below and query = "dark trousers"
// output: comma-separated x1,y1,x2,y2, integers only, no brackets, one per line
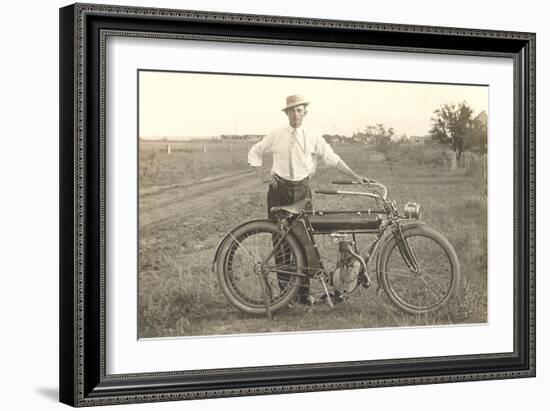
266,177,312,221
267,176,313,299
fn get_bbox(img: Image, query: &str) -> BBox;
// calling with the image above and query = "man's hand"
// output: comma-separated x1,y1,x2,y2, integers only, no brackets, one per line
358,176,375,186
352,172,375,186
253,167,277,188
260,174,278,188
336,160,374,186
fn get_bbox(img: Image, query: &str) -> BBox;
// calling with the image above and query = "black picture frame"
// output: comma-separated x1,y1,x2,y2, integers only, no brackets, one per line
59,3,535,407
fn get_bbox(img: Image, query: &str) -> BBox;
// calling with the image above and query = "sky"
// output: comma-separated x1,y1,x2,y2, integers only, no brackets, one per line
139,70,488,139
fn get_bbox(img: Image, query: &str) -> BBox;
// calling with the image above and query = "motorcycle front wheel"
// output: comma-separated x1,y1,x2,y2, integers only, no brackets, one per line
379,226,460,314
216,220,305,315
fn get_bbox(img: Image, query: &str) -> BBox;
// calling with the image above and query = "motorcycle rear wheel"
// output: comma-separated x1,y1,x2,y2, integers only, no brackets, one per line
216,220,305,315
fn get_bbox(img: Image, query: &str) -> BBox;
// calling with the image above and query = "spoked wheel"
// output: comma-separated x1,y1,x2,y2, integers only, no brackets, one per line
379,226,460,314
216,220,305,315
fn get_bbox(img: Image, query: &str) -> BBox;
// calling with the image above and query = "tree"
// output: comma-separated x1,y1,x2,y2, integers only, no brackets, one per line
397,133,408,144
429,102,475,161
365,123,394,148
364,123,396,171
467,116,488,154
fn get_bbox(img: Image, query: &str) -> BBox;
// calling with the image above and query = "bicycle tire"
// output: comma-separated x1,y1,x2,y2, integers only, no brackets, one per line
216,220,305,315
379,225,460,314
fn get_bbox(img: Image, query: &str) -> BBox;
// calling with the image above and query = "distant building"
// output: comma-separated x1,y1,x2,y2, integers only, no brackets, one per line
220,134,264,140
409,135,428,144
350,132,374,144
323,134,349,144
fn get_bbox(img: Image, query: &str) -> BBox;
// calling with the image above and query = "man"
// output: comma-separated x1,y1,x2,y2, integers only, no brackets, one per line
247,95,369,304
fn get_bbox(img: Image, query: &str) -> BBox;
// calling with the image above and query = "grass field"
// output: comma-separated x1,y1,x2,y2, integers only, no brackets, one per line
140,140,261,188
138,141,487,338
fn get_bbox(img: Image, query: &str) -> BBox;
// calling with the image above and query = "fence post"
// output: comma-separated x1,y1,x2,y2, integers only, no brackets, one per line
203,143,207,153
450,151,457,170
166,144,171,155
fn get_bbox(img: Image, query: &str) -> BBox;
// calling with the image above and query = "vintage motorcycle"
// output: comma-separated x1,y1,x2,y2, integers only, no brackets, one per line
213,179,460,318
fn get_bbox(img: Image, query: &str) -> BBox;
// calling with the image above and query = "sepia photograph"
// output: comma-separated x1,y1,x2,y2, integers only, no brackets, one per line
137,70,488,338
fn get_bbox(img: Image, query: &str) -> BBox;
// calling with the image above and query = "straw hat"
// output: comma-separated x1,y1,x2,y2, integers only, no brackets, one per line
282,95,310,111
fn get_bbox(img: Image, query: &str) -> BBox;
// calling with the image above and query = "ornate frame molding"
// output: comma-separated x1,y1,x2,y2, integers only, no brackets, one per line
60,3,535,407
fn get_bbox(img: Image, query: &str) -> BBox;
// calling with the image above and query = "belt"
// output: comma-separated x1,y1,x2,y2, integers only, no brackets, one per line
273,174,310,186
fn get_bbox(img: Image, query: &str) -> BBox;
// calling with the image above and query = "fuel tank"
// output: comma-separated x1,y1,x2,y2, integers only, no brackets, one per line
308,212,382,232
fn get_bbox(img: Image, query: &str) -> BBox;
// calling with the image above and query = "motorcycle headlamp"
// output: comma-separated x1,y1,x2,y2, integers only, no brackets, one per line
404,202,421,219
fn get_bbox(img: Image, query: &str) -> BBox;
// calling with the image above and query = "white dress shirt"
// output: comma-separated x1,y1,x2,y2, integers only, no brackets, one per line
247,126,342,181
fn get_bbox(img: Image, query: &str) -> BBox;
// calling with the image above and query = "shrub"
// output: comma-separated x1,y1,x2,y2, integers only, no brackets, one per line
386,144,447,167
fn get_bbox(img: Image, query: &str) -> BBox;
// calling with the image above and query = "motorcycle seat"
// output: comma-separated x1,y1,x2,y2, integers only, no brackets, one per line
270,198,311,215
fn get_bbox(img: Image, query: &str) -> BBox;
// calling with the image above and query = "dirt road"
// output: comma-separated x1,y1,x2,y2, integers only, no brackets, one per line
139,171,259,228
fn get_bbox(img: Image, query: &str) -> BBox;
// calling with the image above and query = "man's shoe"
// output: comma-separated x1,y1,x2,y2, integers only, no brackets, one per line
320,292,346,305
294,294,315,306
288,293,315,308
301,295,316,305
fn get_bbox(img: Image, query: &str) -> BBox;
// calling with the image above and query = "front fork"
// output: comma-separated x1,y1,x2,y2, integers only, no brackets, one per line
393,223,420,273
372,220,424,294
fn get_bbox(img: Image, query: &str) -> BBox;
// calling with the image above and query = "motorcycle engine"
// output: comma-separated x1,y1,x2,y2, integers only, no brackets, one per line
333,259,362,293
330,234,365,293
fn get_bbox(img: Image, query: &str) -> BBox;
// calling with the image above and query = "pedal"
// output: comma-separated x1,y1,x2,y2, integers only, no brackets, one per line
319,276,333,308
358,272,371,289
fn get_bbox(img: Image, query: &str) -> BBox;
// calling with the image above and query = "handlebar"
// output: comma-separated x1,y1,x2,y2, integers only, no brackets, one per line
315,179,388,200
315,189,339,195
331,180,360,185
332,179,376,185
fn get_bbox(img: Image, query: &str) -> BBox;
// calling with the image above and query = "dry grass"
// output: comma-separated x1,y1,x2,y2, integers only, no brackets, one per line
138,142,487,338
140,140,263,188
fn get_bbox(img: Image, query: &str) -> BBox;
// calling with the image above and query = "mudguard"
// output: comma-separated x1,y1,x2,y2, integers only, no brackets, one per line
375,220,426,285
211,219,305,272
